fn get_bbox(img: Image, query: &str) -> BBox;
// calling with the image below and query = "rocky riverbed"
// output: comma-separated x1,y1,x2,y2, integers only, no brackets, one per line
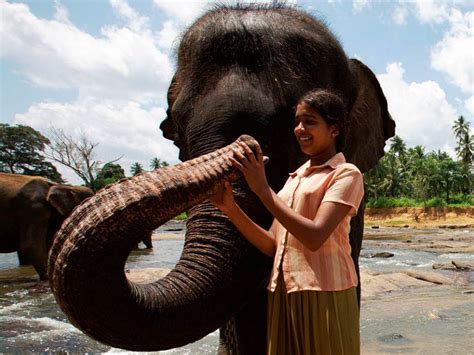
1,220,473,353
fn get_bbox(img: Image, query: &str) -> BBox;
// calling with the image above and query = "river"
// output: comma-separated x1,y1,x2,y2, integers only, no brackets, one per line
1,224,473,354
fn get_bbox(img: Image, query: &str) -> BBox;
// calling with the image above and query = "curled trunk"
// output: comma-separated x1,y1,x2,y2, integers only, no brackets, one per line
48,135,270,351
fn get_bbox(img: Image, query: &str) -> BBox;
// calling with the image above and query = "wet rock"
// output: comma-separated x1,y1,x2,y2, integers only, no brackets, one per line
403,269,467,286
369,252,394,258
432,262,457,270
427,309,446,320
452,260,474,271
432,260,474,271
377,333,411,344
439,224,471,229
361,271,432,298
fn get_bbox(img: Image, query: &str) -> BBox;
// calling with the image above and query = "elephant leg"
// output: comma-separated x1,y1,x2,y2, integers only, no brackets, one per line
17,250,32,265
143,232,153,249
218,265,270,354
234,280,269,354
349,197,365,307
18,207,51,280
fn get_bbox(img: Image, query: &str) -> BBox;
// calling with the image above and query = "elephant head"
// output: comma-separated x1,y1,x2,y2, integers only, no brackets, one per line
47,184,94,217
48,5,394,354
0,173,93,280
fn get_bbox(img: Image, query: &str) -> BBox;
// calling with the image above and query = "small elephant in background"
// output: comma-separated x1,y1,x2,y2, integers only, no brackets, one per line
0,173,94,280
135,231,153,249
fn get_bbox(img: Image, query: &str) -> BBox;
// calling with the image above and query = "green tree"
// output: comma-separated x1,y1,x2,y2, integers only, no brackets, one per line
453,115,473,166
130,162,145,176
0,124,63,182
150,157,169,170
93,163,125,190
389,135,407,158
452,116,473,194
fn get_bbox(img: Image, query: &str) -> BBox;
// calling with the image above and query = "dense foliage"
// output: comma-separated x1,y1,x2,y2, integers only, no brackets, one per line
92,162,126,190
365,116,473,207
0,124,63,182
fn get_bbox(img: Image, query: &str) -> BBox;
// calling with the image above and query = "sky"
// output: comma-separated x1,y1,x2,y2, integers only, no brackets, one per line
1,0,473,184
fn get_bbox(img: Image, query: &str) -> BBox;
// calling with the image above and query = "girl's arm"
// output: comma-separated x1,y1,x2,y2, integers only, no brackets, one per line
209,181,276,257
232,142,352,252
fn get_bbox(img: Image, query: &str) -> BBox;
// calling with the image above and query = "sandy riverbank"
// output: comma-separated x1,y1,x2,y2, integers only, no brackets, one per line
365,207,474,228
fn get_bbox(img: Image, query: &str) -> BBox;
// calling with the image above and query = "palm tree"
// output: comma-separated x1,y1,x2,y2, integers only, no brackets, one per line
130,162,144,176
150,158,169,170
452,116,473,194
390,135,407,157
453,116,469,141
453,115,473,166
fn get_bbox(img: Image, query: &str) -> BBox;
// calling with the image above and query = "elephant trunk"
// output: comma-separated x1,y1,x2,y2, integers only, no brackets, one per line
48,135,269,351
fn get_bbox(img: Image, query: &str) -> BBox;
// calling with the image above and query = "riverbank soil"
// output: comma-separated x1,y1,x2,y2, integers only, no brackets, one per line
365,207,474,228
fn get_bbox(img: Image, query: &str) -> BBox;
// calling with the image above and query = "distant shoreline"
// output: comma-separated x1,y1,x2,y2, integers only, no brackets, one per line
158,207,474,233
365,206,474,228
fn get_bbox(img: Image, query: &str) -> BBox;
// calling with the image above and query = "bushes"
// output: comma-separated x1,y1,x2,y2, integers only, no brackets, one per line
366,197,418,208
424,197,447,208
367,195,473,208
175,212,188,220
448,194,474,206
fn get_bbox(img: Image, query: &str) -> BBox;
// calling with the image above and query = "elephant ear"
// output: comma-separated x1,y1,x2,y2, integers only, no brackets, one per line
344,58,396,173
46,185,83,216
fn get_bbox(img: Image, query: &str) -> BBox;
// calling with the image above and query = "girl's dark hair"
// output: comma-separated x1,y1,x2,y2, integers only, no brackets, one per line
297,89,347,151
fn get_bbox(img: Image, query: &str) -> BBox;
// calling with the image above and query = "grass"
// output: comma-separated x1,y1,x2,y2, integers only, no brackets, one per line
367,195,474,208
175,212,188,220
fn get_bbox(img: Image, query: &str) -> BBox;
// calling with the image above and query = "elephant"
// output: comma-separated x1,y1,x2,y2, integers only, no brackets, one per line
48,4,395,354
134,231,153,249
0,173,93,280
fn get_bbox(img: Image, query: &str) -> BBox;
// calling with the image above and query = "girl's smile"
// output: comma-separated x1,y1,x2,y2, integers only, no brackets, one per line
294,102,339,165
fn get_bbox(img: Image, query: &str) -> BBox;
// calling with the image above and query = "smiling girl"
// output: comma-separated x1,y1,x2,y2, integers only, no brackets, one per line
211,89,364,354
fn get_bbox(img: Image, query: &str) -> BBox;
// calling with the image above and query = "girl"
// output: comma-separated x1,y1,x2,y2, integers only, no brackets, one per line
211,89,364,354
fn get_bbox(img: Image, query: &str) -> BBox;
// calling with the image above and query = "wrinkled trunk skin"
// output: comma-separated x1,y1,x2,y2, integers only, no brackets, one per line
48,135,270,351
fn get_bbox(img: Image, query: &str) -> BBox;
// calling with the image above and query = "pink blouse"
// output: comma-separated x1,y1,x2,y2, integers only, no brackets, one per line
268,152,364,292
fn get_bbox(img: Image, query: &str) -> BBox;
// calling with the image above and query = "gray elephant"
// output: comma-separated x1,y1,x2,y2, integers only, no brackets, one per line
0,173,93,280
48,4,395,354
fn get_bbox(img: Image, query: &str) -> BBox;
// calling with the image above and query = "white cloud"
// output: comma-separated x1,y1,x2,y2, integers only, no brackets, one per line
109,0,149,32
413,0,452,24
377,62,458,154
152,0,211,25
14,97,179,184
431,10,474,95
465,96,474,116
152,0,298,26
156,20,181,52
392,4,408,25
393,0,471,25
353,0,369,13
0,0,173,103
53,0,71,24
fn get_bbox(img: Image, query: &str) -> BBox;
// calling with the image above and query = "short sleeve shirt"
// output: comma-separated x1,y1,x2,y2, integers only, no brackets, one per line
267,152,364,293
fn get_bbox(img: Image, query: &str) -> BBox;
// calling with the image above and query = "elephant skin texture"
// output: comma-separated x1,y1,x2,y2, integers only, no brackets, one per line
48,4,395,354
0,173,93,280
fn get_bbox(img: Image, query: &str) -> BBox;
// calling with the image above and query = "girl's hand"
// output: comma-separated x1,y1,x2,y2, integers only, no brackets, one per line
209,181,235,213
231,141,269,198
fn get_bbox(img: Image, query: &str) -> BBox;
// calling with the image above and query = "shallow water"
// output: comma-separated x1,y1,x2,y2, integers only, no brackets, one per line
1,225,473,353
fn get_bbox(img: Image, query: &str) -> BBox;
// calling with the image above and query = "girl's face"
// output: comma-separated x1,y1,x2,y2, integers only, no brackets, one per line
294,102,339,158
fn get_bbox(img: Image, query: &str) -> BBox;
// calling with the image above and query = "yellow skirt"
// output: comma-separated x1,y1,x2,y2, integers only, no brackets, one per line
267,275,360,355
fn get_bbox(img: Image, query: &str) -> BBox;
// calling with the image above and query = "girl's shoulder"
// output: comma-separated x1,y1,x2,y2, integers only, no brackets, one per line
334,162,362,176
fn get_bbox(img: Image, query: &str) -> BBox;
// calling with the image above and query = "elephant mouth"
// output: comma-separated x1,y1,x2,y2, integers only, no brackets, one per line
47,135,271,351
